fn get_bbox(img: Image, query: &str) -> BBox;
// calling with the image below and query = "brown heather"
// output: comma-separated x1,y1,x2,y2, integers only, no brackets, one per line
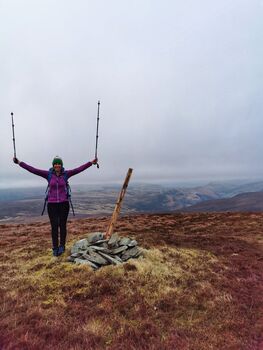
0,212,262,350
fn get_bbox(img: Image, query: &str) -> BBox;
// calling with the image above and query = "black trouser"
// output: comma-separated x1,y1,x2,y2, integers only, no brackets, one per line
47,202,70,249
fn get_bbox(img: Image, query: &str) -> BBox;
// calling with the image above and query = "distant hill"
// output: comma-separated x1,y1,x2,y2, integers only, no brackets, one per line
182,191,263,212
130,181,263,212
130,187,220,212
205,181,263,198
1,180,263,221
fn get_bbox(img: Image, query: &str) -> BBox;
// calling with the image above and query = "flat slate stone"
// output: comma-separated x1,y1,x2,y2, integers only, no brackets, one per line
71,246,80,254
75,258,98,269
99,252,121,265
87,232,104,244
112,254,123,263
128,240,138,247
79,249,89,255
111,245,128,255
71,252,82,258
121,246,139,261
88,245,111,253
75,238,89,250
108,233,119,248
83,252,108,266
93,239,109,245
119,237,131,246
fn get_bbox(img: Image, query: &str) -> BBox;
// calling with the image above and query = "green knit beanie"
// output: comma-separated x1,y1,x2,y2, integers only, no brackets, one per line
52,156,63,166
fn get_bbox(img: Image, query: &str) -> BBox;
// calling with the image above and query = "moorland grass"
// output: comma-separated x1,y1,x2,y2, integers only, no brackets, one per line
0,213,262,349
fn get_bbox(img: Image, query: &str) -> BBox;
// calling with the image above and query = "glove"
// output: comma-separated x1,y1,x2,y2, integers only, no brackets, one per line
91,158,98,165
13,157,19,164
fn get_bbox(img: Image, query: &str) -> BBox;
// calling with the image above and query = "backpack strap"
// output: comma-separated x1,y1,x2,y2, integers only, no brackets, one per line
62,170,75,216
41,169,54,216
47,168,53,183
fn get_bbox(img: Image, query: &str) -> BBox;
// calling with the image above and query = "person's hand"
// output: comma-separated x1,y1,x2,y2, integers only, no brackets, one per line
91,158,98,165
13,157,20,164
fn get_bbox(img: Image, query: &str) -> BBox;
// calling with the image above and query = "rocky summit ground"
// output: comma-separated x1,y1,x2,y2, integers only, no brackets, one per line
0,212,262,350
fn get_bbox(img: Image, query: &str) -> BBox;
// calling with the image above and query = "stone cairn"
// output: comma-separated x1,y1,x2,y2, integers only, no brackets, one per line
67,232,143,270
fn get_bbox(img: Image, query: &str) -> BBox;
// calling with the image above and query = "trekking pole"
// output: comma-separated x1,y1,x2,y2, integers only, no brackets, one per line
11,112,17,158
95,100,100,169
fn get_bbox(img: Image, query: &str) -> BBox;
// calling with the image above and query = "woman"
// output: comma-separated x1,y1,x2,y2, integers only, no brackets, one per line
13,156,98,256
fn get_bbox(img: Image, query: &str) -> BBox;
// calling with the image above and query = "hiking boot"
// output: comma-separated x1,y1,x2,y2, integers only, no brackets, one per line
52,247,59,257
58,245,65,256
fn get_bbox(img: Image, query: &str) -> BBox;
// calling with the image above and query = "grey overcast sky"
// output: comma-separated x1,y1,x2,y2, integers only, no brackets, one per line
1,0,263,188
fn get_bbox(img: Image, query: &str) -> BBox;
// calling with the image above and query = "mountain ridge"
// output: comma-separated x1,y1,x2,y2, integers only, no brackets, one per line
1,180,263,221
181,191,263,212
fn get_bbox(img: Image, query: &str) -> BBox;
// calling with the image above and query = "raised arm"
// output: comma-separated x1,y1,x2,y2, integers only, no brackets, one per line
13,157,48,179
66,158,98,178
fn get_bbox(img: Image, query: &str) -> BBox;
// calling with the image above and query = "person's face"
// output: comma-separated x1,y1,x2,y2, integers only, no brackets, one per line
53,163,62,172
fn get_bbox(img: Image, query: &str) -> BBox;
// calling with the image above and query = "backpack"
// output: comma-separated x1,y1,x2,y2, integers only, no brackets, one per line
41,168,75,216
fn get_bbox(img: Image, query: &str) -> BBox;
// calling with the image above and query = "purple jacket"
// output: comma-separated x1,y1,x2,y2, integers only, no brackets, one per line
19,161,93,203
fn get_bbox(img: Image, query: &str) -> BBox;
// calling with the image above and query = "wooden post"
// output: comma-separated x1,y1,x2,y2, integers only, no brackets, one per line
105,168,133,239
